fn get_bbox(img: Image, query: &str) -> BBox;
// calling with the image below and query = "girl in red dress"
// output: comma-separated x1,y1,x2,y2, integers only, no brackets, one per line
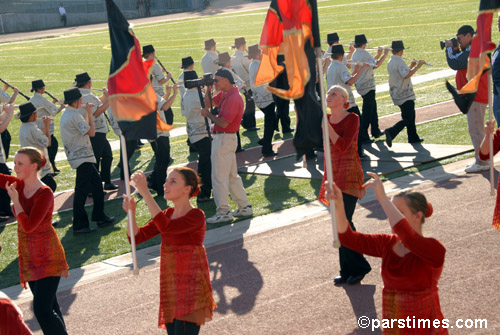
325,172,448,334
0,147,69,335
319,85,371,285
122,167,216,335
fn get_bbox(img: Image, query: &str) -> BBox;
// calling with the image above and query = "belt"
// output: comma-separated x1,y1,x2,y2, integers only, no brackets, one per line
213,131,237,134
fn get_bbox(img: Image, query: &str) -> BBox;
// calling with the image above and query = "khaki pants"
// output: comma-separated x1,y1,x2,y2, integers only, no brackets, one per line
467,101,488,165
211,133,249,214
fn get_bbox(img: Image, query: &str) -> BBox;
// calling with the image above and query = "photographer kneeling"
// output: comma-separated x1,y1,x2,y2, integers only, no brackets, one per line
445,25,489,173
201,68,253,224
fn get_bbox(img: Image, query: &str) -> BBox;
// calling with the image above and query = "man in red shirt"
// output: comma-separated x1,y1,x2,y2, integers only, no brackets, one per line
201,69,253,224
445,25,489,173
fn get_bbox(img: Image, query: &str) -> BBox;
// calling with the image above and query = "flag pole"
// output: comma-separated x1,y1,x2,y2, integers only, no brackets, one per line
315,47,340,248
121,134,139,274
488,69,495,196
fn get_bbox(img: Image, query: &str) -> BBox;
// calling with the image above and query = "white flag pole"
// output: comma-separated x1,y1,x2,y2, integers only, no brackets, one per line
120,134,139,274
315,47,340,248
488,69,495,196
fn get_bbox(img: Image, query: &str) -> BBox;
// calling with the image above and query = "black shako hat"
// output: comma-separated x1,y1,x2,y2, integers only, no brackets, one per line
247,44,261,59
217,52,232,66
232,37,246,48
18,102,37,120
391,40,405,51
354,34,368,47
204,39,216,50
183,70,198,82
215,68,235,85
31,79,45,92
327,33,339,45
75,72,91,86
142,44,155,55
330,44,345,55
64,87,82,104
180,56,194,69
457,25,475,36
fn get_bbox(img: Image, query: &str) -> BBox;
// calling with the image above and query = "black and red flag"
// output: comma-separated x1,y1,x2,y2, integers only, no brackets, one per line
255,0,322,157
105,0,171,140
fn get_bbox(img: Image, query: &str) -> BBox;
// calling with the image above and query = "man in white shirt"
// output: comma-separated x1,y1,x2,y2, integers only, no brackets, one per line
183,70,213,201
231,37,258,131
59,3,67,26
30,79,65,173
385,40,424,147
60,88,115,235
248,44,277,157
201,39,219,75
351,34,389,143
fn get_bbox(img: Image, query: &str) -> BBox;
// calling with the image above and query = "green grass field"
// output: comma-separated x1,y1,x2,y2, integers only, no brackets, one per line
0,0,490,288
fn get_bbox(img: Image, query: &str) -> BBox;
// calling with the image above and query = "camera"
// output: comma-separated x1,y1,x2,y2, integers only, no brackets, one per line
440,37,458,50
184,73,214,89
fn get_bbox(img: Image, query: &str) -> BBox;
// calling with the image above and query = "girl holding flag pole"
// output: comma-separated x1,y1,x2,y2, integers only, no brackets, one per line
122,167,216,334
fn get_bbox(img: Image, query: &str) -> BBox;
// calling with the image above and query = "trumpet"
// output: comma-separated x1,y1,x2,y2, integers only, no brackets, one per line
1,104,20,108
90,88,108,92
402,57,433,66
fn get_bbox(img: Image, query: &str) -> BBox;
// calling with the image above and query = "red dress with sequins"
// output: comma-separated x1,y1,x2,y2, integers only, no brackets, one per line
339,218,448,334
0,174,68,288
132,207,216,328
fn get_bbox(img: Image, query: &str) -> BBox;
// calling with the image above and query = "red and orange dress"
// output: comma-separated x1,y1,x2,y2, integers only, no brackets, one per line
318,112,365,205
132,207,216,329
479,131,500,230
0,174,68,288
339,218,448,334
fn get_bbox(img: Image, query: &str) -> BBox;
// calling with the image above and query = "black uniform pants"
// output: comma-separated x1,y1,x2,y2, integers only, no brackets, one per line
338,193,372,278
191,137,212,198
0,163,12,215
118,139,138,180
386,100,420,143
241,89,257,129
260,102,277,154
28,276,67,335
73,162,105,230
90,132,113,184
150,136,171,195
273,94,292,132
360,90,381,140
47,134,59,171
166,319,200,335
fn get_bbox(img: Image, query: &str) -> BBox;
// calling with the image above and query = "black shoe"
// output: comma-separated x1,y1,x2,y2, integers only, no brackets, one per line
361,138,374,144
245,127,260,131
197,196,213,203
409,138,424,144
73,227,97,235
372,130,384,139
0,217,9,223
95,216,116,227
334,275,347,285
52,221,59,227
385,131,393,148
347,274,366,285
257,139,264,146
262,151,278,157
54,168,60,173
283,128,294,134
103,183,119,191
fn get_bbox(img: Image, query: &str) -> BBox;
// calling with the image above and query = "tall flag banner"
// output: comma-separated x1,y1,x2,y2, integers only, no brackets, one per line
255,0,323,156
458,0,498,95
106,0,172,140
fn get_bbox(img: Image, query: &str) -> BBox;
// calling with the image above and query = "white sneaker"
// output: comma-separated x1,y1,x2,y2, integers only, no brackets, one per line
206,211,233,224
232,205,253,217
464,163,489,173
